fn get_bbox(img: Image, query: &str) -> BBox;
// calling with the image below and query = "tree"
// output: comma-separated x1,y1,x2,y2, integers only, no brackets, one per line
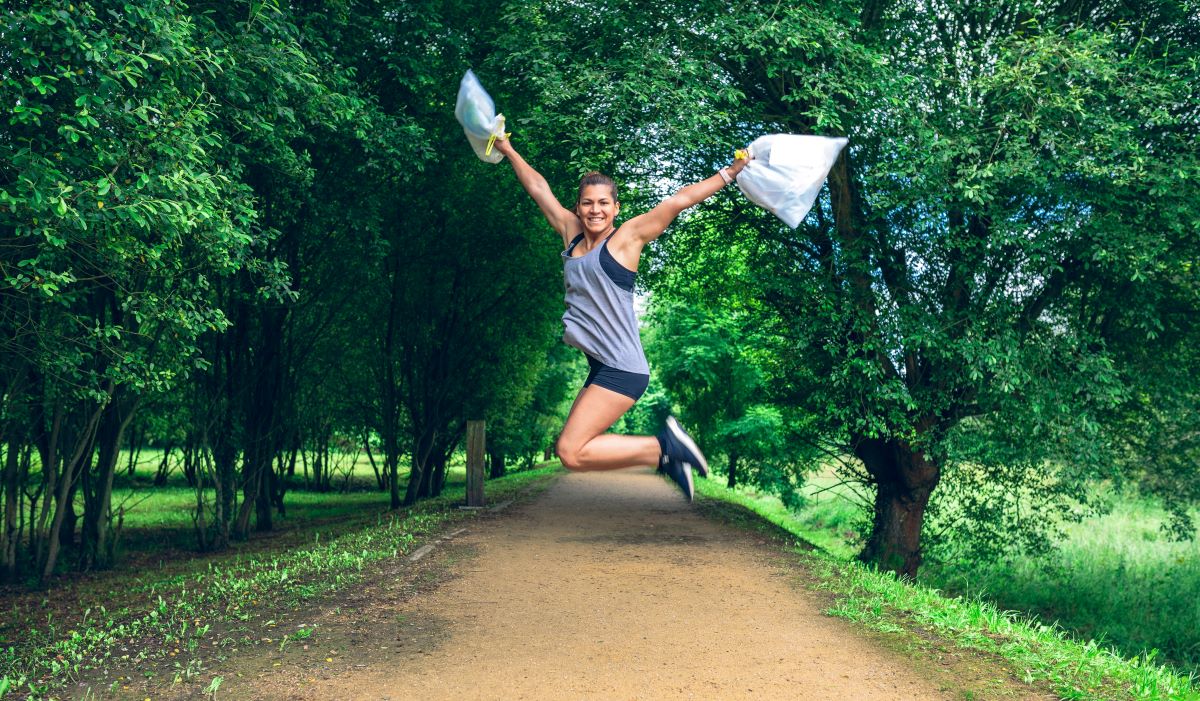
1,0,262,577
174,0,421,538
648,301,782,489
499,0,1200,576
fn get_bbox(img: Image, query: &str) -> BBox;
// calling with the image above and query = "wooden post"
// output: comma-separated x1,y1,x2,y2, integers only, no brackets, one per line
466,420,485,507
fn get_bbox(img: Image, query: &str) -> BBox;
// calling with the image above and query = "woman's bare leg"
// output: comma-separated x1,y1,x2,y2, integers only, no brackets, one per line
556,384,661,471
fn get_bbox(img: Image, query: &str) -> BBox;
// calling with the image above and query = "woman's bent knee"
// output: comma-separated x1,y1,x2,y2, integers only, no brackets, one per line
556,439,584,471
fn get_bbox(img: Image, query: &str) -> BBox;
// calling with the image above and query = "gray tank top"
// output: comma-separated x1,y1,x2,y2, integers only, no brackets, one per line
561,232,650,375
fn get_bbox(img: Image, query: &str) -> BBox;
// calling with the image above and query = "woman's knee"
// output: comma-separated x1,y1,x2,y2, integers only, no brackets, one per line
556,437,584,471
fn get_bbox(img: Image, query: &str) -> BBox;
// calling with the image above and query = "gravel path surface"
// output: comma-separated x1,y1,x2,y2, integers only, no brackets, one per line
277,468,973,700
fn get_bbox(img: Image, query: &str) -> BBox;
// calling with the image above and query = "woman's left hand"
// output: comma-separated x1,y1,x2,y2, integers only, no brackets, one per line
728,149,753,177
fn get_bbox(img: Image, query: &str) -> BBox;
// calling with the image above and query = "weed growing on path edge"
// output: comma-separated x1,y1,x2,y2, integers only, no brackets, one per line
0,466,561,701
694,478,1200,701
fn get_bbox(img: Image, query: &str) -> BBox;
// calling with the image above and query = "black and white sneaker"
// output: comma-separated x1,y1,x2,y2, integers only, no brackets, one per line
662,415,709,478
658,455,695,501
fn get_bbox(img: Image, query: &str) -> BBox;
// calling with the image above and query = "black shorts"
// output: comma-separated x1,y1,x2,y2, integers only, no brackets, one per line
583,355,650,401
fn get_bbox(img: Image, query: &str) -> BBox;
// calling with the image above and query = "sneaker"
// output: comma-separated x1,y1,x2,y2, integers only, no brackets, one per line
658,455,695,501
660,416,709,478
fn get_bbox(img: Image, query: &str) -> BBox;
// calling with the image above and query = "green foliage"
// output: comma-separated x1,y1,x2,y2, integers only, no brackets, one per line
1,0,260,398
487,342,583,466
0,0,573,578
924,494,1200,675
648,302,763,440
500,0,1200,569
647,299,818,502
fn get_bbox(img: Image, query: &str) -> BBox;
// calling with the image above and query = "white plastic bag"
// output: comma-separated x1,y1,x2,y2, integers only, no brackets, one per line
736,134,848,228
455,70,507,164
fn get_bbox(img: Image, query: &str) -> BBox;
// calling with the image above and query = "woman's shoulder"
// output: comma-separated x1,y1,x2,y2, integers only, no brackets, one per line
603,226,643,271
564,231,586,254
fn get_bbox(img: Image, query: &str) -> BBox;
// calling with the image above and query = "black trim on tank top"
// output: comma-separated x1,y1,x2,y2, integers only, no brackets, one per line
600,237,636,292
565,233,585,255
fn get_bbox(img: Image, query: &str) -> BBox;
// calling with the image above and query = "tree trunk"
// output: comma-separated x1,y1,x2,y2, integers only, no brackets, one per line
387,450,401,508
364,434,384,490
273,451,287,517
382,253,405,508
403,429,435,507
417,453,435,500
3,439,21,581
257,460,276,527
125,423,143,478
154,443,173,486
319,430,333,492
205,413,238,552
40,396,108,583
58,496,78,548
182,435,198,487
854,435,940,578
236,405,279,537
726,450,739,489
14,445,33,577
80,394,138,571
428,451,446,498
316,446,326,490
193,459,210,553
30,397,62,575
488,447,505,479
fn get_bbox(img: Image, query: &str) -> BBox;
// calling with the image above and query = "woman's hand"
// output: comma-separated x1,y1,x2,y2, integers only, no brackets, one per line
726,149,753,177
493,134,515,157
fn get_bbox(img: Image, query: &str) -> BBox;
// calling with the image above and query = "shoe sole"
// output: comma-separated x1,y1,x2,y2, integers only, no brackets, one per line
667,416,709,478
679,461,694,501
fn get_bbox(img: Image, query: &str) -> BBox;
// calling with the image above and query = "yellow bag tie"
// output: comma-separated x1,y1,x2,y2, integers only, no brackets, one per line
734,149,749,161
485,115,508,156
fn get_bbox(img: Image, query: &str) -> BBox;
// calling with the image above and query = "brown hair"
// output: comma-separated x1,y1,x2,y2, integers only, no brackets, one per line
576,171,618,206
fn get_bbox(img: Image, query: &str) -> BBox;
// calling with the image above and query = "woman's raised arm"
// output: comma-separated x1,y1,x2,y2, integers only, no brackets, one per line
494,138,579,247
628,156,749,245
605,155,750,268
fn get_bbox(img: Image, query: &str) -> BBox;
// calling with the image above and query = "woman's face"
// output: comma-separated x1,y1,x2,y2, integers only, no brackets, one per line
576,184,619,236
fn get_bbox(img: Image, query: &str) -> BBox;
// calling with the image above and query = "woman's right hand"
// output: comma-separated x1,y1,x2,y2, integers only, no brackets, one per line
493,134,515,157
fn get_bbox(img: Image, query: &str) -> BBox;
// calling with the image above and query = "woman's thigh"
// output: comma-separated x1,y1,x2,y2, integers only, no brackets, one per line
558,384,636,451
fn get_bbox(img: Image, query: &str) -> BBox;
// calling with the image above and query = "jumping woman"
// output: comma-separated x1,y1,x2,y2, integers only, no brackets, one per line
492,136,750,500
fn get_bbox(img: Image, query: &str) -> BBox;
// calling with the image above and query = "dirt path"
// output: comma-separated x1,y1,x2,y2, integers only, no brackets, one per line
205,468,1044,700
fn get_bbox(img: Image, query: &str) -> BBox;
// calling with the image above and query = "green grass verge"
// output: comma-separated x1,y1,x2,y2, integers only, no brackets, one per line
694,475,863,558
0,465,560,701
922,494,1200,677
695,477,1200,701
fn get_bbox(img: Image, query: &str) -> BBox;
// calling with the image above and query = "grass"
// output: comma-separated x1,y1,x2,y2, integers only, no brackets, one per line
49,450,474,561
0,460,560,700
922,494,1200,676
695,476,1200,700
109,448,446,529
696,473,866,559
